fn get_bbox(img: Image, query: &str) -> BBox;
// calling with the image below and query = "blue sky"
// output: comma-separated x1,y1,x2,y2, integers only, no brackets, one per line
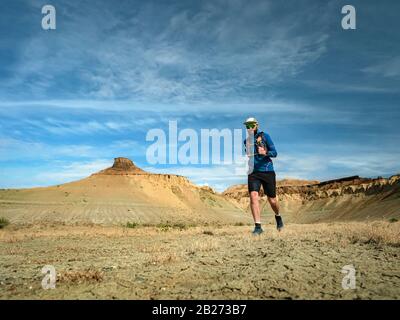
0,0,399,191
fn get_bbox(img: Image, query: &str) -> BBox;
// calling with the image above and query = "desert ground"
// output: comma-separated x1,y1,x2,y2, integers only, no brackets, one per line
1,159,399,299
1,221,399,299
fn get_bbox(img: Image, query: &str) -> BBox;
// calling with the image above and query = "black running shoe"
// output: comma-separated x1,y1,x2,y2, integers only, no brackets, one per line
275,215,284,231
252,226,264,235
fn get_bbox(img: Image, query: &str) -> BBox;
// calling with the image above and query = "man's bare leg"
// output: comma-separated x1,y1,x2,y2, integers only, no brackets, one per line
250,191,263,234
267,197,280,215
250,191,261,223
268,196,284,230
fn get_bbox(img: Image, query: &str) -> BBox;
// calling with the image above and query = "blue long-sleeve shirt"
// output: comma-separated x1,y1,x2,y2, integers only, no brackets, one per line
244,131,277,172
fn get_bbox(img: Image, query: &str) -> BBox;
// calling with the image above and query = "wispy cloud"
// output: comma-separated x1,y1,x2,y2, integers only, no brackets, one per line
0,0,399,191
0,99,377,127
300,79,396,94
0,159,113,188
0,137,94,160
362,56,400,78
0,137,145,161
26,117,152,135
276,152,400,182
35,159,113,183
0,0,329,103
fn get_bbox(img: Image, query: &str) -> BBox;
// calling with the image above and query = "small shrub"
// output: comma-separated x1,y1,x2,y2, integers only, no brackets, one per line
141,223,153,227
389,218,398,223
156,223,170,232
0,217,10,229
157,222,187,231
126,222,138,228
203,230,214,235
172,222,187,230
234,222,245,226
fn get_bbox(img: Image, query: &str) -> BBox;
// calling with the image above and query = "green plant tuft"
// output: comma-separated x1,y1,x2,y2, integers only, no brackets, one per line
0,217,10,229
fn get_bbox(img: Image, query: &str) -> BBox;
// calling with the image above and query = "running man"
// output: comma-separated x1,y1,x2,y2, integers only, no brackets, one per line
243,117,284,235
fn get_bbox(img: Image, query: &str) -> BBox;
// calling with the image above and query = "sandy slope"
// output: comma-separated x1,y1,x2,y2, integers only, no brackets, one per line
224,175,400,223
0,158,249,226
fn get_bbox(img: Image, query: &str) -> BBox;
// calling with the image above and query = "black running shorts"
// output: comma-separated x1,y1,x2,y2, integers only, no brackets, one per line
248,171,276,198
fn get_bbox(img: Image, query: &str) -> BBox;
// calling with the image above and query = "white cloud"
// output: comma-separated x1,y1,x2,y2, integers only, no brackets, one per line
3,116,159,136
0,138,97,160
0,137,145,161
0,158,114,188
0,99,352,126
276,152,400,182
362,56,400,78
300,79,396,94
35,159,113,183
1,0,329,103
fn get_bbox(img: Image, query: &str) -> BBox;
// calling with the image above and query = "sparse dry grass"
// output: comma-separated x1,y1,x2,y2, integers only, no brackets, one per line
258,221,400,247
186,238,220,254
138,243,168,253
57,268,104,284
145,252,181,265
343,222,400,247
1,221,398,247
1,221,399,299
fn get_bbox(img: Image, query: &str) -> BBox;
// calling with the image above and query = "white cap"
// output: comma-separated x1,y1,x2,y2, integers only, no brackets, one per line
243,117,258,125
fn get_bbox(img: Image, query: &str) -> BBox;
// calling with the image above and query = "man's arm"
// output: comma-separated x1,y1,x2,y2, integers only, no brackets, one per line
264,133,277,158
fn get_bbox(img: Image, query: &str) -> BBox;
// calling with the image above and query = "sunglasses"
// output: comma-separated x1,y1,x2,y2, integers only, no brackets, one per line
245,123,257,129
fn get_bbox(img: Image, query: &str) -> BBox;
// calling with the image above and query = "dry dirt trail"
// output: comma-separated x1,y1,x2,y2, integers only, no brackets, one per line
0,223,399,299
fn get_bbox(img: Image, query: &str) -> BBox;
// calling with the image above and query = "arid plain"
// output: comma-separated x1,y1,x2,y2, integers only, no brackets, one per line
1,158,399,299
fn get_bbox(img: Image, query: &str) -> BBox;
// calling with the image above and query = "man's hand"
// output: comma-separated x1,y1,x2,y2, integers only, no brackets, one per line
257,146,267,155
